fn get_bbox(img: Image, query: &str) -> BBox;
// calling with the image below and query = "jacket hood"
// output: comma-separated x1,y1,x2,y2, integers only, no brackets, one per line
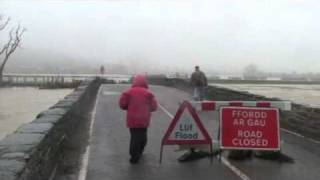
132,74,148,89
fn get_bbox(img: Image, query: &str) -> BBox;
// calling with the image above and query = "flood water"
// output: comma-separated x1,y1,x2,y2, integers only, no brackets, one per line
0,87,73,140
211,84,320,107
2,84,320,140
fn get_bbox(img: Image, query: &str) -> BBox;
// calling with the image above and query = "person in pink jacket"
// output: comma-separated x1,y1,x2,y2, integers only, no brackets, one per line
119,74,158,163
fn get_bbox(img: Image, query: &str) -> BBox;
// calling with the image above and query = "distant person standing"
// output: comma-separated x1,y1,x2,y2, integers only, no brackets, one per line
100,65,105,76
190,66,207,101
177,66,208,162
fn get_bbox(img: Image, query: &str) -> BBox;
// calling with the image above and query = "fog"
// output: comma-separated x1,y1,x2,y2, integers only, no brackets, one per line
1,0,320,75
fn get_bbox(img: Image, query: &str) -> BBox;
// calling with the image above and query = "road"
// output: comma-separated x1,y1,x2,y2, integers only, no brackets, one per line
82,84,320,180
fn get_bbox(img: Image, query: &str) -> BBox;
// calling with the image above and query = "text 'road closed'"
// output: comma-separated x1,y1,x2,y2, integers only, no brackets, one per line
220,107,280,150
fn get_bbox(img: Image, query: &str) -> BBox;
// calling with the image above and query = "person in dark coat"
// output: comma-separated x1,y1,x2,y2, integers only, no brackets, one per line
190,66,207,101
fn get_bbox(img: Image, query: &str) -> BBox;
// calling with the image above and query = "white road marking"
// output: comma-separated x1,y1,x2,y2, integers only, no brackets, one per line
78,86,102,180
281,128,320,144
306,138,320,144
281,128,304,138
159,104,174,119
48,164,58,180
159,103,251,180
102,91,121,96
221,157,251,180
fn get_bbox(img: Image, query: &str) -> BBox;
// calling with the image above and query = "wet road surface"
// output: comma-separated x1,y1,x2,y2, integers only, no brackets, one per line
84,84,320,180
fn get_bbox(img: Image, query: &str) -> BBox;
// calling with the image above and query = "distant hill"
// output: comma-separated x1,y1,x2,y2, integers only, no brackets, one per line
4,49,127,74
4,49,207,75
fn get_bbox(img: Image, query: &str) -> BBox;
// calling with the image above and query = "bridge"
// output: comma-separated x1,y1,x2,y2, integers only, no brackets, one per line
0,77,320,180
1,73,131,87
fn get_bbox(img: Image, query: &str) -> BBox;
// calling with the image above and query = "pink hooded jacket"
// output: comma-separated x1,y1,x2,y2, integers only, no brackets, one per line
119,75,158,128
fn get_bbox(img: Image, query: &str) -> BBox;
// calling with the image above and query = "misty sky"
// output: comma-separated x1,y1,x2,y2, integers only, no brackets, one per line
1,0,320,74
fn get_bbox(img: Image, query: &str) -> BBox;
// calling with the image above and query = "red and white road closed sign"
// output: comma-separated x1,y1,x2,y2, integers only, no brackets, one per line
220,106,280,150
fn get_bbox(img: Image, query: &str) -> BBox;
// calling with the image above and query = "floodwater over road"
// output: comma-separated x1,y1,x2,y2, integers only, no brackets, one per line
211,84,320,107
0,87,72,140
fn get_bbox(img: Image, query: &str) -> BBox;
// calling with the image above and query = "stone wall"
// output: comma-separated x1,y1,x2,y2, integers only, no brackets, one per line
0,78,101,180
148,77,320,142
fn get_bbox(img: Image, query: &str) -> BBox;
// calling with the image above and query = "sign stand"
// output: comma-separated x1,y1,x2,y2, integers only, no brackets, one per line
217,125,222,162
209,142,214,163
159,144,164,164
160,101,212,163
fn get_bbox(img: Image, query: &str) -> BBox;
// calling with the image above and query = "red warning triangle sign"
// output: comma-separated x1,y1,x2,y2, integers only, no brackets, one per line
162,101,212,145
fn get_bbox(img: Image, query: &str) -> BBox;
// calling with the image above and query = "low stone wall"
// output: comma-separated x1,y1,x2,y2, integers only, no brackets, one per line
0,78,101,180
148,77,320,142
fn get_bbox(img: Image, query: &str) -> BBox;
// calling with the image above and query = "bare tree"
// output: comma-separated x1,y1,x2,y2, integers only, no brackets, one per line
0,15,26,84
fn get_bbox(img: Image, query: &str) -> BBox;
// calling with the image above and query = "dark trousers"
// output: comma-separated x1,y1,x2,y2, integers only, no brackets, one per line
129,128,147,159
